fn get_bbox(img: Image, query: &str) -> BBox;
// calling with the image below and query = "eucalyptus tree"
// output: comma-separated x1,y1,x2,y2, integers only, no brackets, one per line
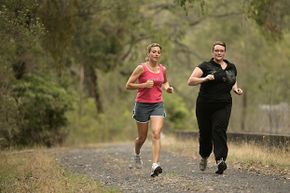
69,0,160,114
0,0,45,147
176,0,290,134
37,0,78,76
177,0,290,39
0,0,73,147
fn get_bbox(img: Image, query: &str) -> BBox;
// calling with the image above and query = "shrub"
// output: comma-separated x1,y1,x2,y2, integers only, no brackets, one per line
7,74,72,147
163,94,190,131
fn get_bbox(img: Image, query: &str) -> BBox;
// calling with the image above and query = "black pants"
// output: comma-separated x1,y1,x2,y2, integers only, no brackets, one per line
196,100,232,161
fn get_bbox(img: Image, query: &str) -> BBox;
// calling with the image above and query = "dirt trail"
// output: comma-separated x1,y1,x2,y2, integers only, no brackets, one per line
57,143,289,193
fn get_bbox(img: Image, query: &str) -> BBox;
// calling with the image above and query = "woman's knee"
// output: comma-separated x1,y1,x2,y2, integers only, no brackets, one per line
152,130,161,140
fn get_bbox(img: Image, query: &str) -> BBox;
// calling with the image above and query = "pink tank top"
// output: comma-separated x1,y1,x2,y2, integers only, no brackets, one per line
135,64,165,103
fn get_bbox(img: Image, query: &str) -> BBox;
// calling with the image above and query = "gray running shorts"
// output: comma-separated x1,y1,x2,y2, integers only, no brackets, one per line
132,102,166,123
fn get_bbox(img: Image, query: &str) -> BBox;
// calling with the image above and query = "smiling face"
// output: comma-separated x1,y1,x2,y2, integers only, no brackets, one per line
212,44,226,62
148,46,161,63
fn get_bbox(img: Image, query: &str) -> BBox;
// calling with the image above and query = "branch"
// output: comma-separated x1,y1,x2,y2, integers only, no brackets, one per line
174,40,203,61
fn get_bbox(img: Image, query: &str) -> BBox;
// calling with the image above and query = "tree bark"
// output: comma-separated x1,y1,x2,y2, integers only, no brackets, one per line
79,63,84,117
241,90,247,131
86,65,103,113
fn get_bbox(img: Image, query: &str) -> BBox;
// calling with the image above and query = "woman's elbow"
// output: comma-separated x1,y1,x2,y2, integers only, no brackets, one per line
125,83,130,90
187,79,195,86
126,83,134,90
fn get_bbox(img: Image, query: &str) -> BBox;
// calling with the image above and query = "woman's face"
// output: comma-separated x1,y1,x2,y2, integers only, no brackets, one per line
212,45,226,62
148,46,161,63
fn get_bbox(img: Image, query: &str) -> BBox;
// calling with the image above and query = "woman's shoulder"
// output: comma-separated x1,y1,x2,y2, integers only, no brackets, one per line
224,60,237,73
202,61,211,65
135,63,146,73
228,61,237,72
159,64,166,71
198,60,211,69
224,59,236,66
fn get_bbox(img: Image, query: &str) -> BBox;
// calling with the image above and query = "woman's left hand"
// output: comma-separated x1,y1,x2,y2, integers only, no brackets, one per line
234,88,243,95
166,86,174,93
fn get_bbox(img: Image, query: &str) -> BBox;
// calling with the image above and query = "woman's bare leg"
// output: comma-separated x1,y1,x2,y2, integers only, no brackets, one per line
135,122,149,154
150,117,164,163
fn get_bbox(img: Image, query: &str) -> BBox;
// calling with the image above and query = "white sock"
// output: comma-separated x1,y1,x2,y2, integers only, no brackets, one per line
217,158,224,164
152,162,159,169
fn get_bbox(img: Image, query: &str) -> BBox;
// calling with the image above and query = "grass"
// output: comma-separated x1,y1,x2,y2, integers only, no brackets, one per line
229,142,290,174
162,134,290,177
1,136,289,193
0,148,118,193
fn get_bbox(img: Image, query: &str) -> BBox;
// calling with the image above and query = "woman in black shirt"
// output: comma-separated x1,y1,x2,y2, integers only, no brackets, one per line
187,41,243,174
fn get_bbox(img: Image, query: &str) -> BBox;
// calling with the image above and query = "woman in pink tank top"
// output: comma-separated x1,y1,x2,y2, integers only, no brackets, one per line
126,43,174,177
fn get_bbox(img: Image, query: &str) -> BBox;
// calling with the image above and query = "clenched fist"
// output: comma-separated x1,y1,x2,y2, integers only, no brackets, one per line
145,80,154,88
233,88,243,95
166,86,174,93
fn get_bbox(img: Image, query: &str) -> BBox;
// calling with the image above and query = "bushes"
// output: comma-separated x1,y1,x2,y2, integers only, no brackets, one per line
164,94,192,131
0,74,72,148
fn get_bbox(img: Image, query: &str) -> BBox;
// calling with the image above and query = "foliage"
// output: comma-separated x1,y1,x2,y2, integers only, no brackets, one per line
0,91,18,148
4,75,72,147
65,97,135,145
70,0,156,73
246,0,290,40
0,0,49,148
176,0,290,39
37,0,78,75
1,0,290,147
175,0,206,14
0,0,45,74
163,93,192,131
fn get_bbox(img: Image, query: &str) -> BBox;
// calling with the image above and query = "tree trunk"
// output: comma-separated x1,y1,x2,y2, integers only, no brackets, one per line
241,90,247,131
86,65,103,113
79,63,84,117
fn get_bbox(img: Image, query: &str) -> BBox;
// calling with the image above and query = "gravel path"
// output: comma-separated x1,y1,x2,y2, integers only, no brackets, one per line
57,143,290,193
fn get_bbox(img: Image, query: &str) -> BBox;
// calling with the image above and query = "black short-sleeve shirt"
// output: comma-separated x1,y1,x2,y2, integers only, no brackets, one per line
197,58,237,103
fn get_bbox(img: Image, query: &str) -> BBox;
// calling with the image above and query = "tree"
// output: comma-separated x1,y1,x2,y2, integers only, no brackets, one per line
177,0,290,39
246,0,290,39
37,0,78,76
70,0,158,114
0,0,73,147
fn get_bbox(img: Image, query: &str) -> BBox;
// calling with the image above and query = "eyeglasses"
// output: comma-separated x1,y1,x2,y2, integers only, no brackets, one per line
213,49,225,53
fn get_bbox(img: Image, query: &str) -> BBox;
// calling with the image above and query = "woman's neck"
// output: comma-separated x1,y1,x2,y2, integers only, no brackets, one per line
214,59,227,69
213,58,223,64
147,61,158,67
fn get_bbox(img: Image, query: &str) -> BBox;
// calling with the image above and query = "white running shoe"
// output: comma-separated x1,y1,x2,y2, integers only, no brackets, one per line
150,163,162,177
134,154,143,169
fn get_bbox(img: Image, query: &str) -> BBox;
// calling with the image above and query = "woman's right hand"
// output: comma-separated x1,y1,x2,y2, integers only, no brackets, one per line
205,74,214,81
144,80,154,88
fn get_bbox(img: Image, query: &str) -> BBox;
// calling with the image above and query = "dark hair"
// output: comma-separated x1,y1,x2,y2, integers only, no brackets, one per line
145,43,162,61
212,41,226,51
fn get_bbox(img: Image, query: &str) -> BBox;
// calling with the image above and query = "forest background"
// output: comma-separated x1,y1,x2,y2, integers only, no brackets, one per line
0,0,290,148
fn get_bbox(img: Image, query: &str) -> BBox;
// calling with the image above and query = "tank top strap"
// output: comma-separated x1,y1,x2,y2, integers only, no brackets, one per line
159,64,165,75
141,63,164,74
141,63,148,72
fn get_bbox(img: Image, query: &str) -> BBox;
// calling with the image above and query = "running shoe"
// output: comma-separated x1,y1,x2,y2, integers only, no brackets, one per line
150,163,162,177
215,159,227,174
134,154,143,169
199,157,208,171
